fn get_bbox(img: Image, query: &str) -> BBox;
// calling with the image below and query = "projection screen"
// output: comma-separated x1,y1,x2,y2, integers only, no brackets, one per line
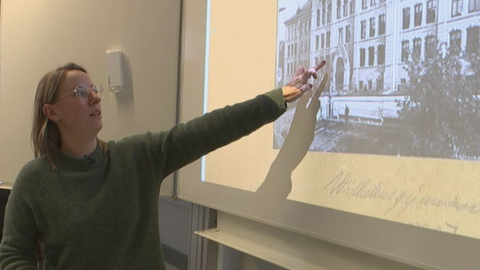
178,1,480,269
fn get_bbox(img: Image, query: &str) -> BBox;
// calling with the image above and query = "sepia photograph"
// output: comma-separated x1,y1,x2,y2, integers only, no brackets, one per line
274,0,480,161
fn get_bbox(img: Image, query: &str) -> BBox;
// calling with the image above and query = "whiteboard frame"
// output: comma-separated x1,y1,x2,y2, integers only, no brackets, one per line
177,1,479,269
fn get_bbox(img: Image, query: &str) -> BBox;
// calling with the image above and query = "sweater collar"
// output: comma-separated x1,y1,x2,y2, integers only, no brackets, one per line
50,143,104,171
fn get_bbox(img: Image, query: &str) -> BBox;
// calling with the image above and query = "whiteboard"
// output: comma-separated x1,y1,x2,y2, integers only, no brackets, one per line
178,1,480,269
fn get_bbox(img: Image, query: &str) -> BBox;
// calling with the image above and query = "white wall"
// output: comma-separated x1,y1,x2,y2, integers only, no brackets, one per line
0,0,193,268
0,0,180,196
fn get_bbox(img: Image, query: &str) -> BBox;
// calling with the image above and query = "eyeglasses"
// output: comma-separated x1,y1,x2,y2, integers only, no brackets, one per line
56,84,104,101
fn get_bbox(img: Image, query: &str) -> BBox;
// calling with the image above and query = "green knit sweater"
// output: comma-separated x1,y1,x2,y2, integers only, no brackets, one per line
0,89,286,270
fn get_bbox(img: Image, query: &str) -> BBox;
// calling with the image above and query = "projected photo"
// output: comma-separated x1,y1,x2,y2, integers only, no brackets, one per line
274,0,480,161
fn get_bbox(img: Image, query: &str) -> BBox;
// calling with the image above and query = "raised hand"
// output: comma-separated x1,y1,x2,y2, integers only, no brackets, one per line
282,60,327,103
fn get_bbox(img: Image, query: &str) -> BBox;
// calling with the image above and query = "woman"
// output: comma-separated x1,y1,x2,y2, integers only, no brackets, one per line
0,61,327,269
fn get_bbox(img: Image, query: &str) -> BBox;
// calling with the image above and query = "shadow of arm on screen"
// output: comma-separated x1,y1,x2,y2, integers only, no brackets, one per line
256,75,328,201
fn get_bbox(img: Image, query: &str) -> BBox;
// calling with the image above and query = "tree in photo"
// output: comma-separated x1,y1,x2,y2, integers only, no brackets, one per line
397,40,480,160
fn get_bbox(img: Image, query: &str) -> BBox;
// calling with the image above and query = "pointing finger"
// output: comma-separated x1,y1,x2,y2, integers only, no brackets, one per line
315,60,327,71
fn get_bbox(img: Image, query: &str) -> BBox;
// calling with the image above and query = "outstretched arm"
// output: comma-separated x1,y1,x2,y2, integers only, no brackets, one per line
123,61,328,179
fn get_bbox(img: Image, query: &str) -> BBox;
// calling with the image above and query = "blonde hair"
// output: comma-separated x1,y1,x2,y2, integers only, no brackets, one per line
31,62,108,169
